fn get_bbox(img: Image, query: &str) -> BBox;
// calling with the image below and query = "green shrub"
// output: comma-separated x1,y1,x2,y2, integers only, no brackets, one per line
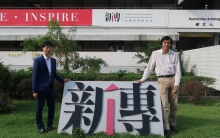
12,67,217,102
0,61,15,113
95,73,118,81
180,76,216,87
16,78,32,99
54,80,64,101
0,61,11,92
179,76,216,103
116,70,128,80
0,91,15,113
72,127,86,138
81,68,99,81
179,80,209,104
15,77,64,101
9,68,32,96
206,87,220,96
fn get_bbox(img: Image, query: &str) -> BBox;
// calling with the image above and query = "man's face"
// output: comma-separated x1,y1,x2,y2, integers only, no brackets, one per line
42,45,52,56
161,39,171,52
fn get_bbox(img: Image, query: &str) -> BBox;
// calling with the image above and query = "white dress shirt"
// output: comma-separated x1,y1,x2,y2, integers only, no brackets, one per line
140,49,181,86
43,54,51,77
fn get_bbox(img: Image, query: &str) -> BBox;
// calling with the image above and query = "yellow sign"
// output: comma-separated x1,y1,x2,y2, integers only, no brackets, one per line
180,32,213,37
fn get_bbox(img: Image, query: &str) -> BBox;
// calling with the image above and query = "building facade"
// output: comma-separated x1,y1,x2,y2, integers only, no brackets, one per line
0,0,220,51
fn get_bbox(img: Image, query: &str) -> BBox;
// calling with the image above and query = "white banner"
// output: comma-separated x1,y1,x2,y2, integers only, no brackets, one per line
58,81,164,136
92,9,168,27
169,10,220,28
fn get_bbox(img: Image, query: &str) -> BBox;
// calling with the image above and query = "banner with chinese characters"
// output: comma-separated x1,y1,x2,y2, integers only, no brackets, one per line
58,81,164,137
92,9,168,27
0,9,92,26
169,10,220,28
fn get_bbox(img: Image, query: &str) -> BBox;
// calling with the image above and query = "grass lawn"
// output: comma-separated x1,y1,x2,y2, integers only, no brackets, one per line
1,99,220,138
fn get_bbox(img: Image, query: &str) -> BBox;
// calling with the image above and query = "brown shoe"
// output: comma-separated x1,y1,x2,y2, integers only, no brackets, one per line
170,126,179,132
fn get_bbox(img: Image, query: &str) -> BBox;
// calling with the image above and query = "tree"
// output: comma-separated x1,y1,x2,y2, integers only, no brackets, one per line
134,40,161,65
21,20,107,73
133,41,161,74
134,40,161,74
72,55,108,73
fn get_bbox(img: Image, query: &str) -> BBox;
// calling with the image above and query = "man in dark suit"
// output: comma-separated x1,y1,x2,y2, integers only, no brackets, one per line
32,41,70,134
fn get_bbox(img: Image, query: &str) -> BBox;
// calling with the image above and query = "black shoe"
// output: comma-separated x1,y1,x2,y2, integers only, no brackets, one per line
164,130,170,138
47,126,54,131
39,128,47,134
170,126,179,132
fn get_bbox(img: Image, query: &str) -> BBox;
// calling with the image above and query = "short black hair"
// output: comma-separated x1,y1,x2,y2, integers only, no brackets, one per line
41,41,53,48
160,36,173,46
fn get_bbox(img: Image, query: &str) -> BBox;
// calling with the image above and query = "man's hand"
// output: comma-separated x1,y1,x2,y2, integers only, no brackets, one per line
64,78,71,82
136,80,142,83
173,85,178,93
33,93,38,99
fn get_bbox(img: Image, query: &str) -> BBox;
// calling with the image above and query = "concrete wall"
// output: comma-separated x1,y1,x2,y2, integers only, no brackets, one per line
0,51,146,73
1,45,220,90
182,45,220,90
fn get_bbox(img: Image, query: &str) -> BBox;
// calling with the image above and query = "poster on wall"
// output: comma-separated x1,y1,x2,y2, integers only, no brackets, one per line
58,81,164,136
169,10,220,28
0,9,92,26
92,9,168,27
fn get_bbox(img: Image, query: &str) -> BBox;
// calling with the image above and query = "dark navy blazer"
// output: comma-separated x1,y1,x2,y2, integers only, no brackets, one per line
32,55,64,93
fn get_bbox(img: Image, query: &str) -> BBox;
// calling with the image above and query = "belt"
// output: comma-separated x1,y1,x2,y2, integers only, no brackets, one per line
158,74,175,78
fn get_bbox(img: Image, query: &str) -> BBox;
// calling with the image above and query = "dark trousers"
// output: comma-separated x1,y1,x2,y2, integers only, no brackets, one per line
36,87,55,129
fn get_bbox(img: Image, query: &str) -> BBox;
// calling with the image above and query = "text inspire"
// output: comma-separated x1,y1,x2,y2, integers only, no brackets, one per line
0,12,79,22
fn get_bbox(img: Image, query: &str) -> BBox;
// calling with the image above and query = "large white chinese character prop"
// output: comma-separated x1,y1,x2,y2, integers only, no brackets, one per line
58,81,164,137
